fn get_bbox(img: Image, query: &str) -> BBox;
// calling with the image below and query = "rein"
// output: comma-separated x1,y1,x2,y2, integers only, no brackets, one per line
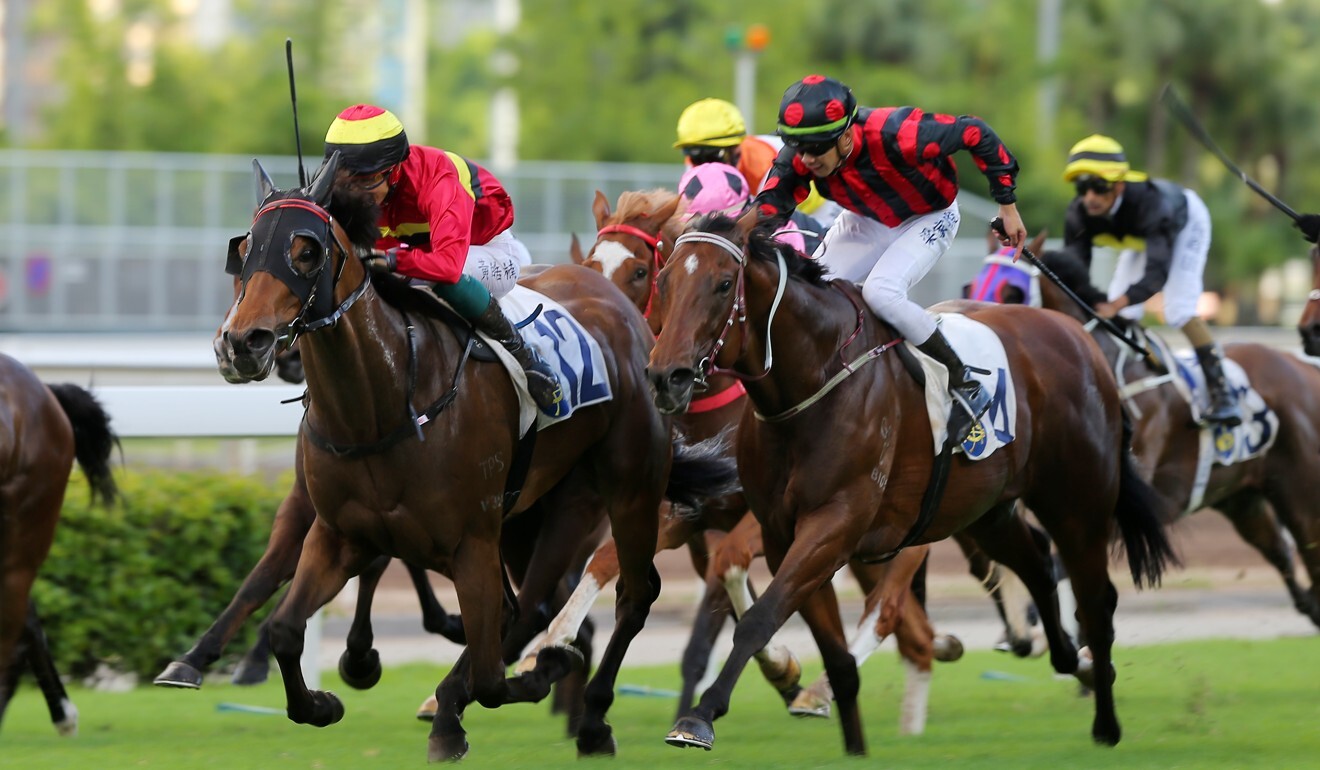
598,223,665,318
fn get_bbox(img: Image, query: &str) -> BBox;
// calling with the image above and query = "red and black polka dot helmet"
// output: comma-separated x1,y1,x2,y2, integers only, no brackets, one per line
776,75,857,148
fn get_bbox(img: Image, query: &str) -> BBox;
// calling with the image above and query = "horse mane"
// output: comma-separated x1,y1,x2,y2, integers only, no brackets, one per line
1039,249,1108,306
688,213,829,287
611,188,679,224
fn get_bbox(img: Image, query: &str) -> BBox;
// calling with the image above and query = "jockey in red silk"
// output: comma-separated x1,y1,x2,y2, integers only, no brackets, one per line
324,104,562,412
752,74,1027,445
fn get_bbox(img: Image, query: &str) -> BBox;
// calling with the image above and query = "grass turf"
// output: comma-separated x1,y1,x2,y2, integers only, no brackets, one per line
3,637,1317,768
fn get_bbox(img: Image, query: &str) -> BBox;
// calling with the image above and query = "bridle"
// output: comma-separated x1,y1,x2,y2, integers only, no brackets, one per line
228,196,369,349
596,223,665,318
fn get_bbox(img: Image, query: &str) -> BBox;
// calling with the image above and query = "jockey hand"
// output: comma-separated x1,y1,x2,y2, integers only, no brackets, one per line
363,247,400,273
1295,213,1320,244
996,203,1028,261
1094,295,1129,319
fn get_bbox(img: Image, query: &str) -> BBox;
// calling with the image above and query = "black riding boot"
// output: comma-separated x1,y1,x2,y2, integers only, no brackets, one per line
1193,344,1242,427
917,329,992,446
473,298,564,413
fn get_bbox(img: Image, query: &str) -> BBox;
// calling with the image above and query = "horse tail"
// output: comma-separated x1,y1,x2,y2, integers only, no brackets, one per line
664,428,741,515
47,383,120,507
1112,413,1178,589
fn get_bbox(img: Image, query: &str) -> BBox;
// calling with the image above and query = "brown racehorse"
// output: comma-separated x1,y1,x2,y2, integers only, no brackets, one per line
990,247,1320,626
647,211,1175,754
212,154,734,761
0,356,118,735
550,188,965,730
1299,243,1320,357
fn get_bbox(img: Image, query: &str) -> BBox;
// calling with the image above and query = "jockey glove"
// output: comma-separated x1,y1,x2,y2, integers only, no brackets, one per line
1296,213,1320,244
364,247,401,273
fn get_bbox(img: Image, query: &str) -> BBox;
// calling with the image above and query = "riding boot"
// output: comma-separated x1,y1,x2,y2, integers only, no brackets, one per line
1193,344,1242,427
917,329,992,446
472,298,565,413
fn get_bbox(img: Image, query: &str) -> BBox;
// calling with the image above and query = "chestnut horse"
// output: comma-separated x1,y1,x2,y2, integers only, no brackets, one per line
648,211,1175,754
0,359,118,735
213,154,734,761
548,189,963,732
1299,243,1320,356
988,248,1320,625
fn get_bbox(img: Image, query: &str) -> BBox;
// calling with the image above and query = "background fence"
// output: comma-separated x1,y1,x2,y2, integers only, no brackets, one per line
0,149,1001,332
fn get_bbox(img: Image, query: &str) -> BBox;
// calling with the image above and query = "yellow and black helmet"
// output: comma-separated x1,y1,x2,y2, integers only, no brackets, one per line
674,98,747,149
1062,134,1148,183
324,104,410,175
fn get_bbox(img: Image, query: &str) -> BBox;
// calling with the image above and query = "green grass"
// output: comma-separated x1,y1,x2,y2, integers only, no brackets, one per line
4,638,1317,769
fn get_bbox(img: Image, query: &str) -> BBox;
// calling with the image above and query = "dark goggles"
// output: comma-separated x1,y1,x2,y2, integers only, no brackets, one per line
1073,176,1114,196
785,137,838,157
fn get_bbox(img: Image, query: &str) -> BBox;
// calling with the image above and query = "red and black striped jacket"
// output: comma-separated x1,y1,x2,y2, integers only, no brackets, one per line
753,106,1019,228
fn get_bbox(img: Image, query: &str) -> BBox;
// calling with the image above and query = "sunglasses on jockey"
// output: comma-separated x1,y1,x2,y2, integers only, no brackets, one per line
1073,175,1115,196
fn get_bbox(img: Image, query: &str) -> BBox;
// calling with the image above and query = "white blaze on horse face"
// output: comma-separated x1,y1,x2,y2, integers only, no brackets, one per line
684,254,700,275
587,241,636,282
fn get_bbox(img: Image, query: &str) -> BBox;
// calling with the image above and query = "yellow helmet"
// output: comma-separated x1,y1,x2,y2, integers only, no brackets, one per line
1062,134,1147,183
674,98,746,148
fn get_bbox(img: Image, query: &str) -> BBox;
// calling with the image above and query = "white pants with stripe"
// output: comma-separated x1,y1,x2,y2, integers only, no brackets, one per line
815,203,961,344
464,230,532,299
1107,189,1210,328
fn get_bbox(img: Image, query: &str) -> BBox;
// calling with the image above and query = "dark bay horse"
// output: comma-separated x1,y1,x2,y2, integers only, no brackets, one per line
213,154,734,761
0,357,118,735
556,189,964,731
994,248,1320,626
647,211,1175,754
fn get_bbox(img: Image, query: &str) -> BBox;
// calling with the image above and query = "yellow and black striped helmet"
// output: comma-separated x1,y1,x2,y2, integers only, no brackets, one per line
1062,134,1148,183
324,104,410,175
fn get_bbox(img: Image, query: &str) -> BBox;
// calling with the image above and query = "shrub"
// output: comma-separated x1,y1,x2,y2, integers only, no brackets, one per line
32,468,288,680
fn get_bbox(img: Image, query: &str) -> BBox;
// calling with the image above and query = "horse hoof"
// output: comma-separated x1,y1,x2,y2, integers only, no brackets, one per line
303,690,345,727
416,694,438,722
513,653,538,675
787,691,832,719
428,733,469,762
535,644,585,677
338,649,383,690
54,705,79,737
153,661,203,689
933,634,965,662
665,716,714,750
231,657,270,686
577,728,618,757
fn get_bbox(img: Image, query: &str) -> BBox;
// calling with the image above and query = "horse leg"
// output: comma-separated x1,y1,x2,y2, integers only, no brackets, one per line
668,513,857,753
22,604,77,736
716,514,803,704
1216,490,1318,625
1262,476,1320,628
268,520,370,729
231,615,275,686
954,528,1042,657
677,549,735,718
405,562,465,644
155,475,314,689
335,554,391,690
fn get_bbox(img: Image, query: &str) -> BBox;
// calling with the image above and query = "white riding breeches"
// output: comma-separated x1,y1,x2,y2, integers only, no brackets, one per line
1107,189,1211,328
815,203,961,345
464,230,531,299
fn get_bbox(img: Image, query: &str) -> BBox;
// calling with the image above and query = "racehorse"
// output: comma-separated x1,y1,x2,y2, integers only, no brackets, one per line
0,358,118,735
1299,242,1320,357
212,154,735,761
549,188,964,730
979,246,1320,626
647,210,1175,754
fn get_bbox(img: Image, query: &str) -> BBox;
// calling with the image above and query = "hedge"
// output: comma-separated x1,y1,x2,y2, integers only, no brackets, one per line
31,468,289,680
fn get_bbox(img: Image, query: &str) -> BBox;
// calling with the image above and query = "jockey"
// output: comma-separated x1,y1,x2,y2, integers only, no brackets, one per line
751,74,1027,446
323,104,562,413
1062,134,1241,426
676,162,818,254
674,97,841,228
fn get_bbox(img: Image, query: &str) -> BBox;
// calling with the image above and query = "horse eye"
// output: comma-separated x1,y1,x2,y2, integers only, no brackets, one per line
633,267,649,281
716,279,733,294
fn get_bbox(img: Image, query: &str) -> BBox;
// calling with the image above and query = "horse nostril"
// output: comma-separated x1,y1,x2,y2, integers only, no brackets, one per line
240,329,277,357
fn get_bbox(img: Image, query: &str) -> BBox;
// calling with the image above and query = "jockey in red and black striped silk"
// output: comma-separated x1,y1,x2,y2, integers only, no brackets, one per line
750,74,1027,445
324,104,563,412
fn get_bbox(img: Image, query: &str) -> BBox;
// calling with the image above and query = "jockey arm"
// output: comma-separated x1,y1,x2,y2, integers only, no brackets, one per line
387,171,477,285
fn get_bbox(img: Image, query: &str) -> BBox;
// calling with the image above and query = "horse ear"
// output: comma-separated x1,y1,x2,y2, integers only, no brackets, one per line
307,151,340,205
648,194,682,234
569,233,585,265
1028,229,1048,256
252,159,277,206
591,190,612,229
735,206,759,240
